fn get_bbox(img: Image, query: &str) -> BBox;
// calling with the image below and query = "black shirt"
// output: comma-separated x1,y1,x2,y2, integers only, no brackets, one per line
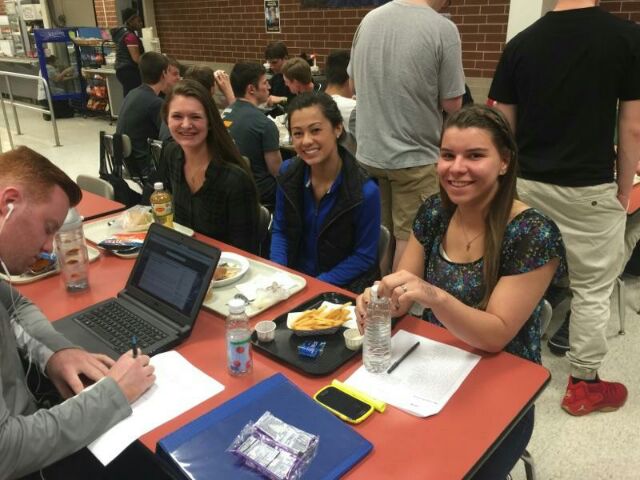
489,7,640,187
223,100,280,207
116,84,163,179
269,73,294,100
158,142,260,253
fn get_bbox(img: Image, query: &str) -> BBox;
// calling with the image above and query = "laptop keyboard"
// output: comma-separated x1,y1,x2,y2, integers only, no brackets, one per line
75,301,168,354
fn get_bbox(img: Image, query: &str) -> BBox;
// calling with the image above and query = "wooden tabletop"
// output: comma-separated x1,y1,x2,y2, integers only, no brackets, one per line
16,230,550,480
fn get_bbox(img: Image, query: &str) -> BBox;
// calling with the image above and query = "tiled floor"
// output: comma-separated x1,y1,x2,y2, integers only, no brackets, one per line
5,108,640,480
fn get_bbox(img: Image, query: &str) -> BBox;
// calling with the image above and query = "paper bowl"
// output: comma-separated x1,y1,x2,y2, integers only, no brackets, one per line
343,328,363,350
255,320,276,342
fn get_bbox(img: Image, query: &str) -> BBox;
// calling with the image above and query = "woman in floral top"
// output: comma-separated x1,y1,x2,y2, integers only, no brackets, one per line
356,105,565,479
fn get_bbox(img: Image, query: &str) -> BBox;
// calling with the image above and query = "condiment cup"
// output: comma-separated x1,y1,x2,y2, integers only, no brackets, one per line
343,328,363,351
255,320,276,342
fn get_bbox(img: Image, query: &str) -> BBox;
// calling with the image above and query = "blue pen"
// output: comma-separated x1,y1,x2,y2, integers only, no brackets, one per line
131,335,139,358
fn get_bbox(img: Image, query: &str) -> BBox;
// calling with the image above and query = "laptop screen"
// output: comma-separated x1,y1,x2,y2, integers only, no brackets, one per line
127,226,219,325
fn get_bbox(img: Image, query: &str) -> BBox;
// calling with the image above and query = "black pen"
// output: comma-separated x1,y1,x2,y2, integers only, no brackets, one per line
131,335,138,358
386,341,420,374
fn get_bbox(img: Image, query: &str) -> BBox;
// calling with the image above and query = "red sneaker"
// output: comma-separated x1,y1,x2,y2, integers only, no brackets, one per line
561,376,628,416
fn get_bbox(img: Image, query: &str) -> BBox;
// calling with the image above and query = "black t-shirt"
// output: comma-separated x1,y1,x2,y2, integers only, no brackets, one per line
223,100,280,206
489,7,640,187
269,73,294,100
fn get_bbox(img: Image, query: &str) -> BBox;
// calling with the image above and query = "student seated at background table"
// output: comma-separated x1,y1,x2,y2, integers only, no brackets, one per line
265,41,294,107
270,92,380,293
224,62,282,210
282,57,322,95
0,146,159,479
158,80,260,253
356,105,566,479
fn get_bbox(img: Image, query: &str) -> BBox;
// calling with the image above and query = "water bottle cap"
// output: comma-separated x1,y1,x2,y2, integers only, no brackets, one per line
153,182,164,190
228,298,246,314
58,207,83,231
370,284,379,299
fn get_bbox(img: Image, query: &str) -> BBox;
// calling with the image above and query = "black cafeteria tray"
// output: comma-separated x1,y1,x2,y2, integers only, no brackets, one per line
251,292,358,376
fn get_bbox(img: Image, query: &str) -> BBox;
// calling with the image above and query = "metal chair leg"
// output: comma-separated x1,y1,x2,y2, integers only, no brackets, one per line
521,449,537,480
616,277,626,335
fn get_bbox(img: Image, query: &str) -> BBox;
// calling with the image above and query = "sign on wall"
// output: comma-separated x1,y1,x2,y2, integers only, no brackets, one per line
301,0,389,7
265,0,281,32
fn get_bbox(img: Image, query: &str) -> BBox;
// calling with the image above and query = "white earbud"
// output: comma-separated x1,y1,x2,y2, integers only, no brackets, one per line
0,202,14,236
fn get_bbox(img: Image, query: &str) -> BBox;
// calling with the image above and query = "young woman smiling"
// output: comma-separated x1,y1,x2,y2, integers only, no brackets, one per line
356,105,566,479
270,92,381,293
158,80,259,253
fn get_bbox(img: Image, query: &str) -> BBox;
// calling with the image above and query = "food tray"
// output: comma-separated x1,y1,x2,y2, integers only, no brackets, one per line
83,216,194,247
203,258,306,318
251,292,359,376
0,245,101,285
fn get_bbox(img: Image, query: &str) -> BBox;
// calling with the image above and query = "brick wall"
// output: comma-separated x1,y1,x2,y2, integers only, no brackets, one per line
92,0,639,80
93,0,118,29
451,1,510,79
601,0,640,21
153,0,371,66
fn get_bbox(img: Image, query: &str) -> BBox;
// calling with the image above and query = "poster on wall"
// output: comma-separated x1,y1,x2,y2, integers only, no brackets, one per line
265,0,281,33
301,0,389,7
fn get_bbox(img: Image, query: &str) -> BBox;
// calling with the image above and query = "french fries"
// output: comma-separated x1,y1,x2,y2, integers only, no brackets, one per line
293,303,352,331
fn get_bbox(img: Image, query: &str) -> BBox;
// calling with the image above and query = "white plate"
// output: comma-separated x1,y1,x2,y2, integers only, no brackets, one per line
0,246,101,284
287,301,357,336
211,252,250,288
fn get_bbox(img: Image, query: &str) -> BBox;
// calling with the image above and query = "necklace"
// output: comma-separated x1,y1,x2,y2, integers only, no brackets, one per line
456,211,484,252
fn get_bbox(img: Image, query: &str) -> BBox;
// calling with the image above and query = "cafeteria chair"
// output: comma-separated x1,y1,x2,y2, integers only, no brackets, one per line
258,204,273,258
100,131,133,180
516,299,552,480
148,138,163,172
76,174,115,200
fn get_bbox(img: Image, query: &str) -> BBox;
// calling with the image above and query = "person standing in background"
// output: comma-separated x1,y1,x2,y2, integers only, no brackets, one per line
112,8,144,97
348,0,465,272
489,0,640,416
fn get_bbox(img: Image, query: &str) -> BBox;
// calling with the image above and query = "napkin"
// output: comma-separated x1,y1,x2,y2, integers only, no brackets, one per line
235,273,298,302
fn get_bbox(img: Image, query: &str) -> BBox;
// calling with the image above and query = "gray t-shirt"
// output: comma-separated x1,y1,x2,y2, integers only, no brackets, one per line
348,0,465,169
223,100,280,206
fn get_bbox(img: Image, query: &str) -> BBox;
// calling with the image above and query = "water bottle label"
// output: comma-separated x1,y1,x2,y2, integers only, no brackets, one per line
228,338,252,374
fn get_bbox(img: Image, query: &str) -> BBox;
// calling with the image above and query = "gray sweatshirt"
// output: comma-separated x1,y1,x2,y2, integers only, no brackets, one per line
0,282,131,479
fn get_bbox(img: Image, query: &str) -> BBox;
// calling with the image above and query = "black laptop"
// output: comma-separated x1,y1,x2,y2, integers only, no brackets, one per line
55,223,221,359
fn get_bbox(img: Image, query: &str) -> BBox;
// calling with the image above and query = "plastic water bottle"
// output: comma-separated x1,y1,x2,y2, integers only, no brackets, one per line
364,285,391,373
54,208,89,291
226,298,253,376
150,182,174,228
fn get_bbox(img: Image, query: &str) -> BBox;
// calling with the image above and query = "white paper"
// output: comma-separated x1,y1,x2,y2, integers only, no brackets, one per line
345,329,480,418
235,273,298,301
88,351,224,465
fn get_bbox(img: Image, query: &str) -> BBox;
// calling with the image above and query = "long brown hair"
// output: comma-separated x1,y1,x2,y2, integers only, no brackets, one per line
162,79,253,179
439,105,519,309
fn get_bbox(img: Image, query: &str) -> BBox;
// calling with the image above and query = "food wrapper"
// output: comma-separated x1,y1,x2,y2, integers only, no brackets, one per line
286,301,357,336
227,411,319,480
115,206,153,232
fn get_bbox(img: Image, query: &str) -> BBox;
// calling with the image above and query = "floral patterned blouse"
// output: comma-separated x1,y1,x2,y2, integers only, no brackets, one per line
413,195,566,364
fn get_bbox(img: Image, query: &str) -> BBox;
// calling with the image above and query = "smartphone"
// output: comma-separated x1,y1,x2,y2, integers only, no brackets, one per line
314,386,374,424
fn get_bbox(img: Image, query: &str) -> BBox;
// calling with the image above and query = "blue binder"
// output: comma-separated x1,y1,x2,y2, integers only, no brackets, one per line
156,373,373,479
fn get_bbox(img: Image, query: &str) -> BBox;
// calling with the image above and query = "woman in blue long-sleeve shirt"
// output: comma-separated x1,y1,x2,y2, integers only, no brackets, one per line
270,92,381,293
